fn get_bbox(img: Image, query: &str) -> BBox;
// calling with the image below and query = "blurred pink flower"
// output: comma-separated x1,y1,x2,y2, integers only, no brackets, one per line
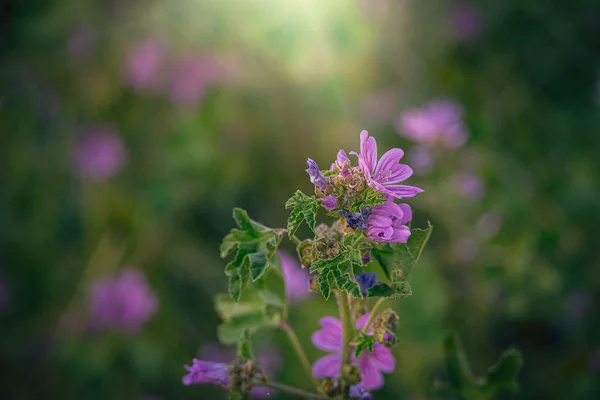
450,3,482,42
407,145,433,175
476,212,503,238
280,251,312,304
72,127,127,183
169,57,217,107
397,100,467,148
126,39,165,91
88,269,158,333
454,172,484,199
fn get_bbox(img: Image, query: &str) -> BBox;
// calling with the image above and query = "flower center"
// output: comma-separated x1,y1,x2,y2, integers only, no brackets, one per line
375,169,392,182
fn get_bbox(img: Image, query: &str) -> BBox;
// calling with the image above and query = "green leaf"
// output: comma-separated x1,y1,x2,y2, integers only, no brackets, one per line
317,270,333,300
310,253,362,299
220,208,284,302
354,334,376,357
366,283,395,297
443,333,475,392
228,392,243,400
215,293,265,320
259,290,285,309
309,253,347,274
481,348,523,395
285,190,320,236
237,328,254,360
391,222,433,279
217,312,281,345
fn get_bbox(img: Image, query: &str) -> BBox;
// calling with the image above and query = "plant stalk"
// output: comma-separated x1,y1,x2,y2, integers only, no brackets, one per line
280,321,316,384
361,297,386,334
253,380,327,399
335,291,354,374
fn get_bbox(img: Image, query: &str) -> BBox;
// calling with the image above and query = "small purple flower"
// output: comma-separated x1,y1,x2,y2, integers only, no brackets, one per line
88,269,158,333
126,39,164,91
450,3,482,42
362,252,371,264
349,382,374,400
312,314,395,390
182,359,229,387
355,271,378,296
397,100,467,148
169,56,216,107
350,130,423,199
306,158,328,191
322,195,337,210
454,172,484,198
365,199,412,243
339,207,372,229
408,144,433,175
280,251,312,304
72,128,127,183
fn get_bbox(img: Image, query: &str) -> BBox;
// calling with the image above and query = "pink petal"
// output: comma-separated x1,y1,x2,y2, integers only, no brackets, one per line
397,203,412,225
311,317,343,351
336,149,349,164
355,313,371,331
359,356,385,390
312,354,342,378
373,148,407,182
371,343,395,372
359,130,377,176
390,225,411,243
378,184,424,199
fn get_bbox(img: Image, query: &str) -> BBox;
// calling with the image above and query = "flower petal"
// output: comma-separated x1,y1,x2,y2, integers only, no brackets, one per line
359,130,377,176
311,317,343,351
336,149,350,164
377,184,424,199
355,313,372,331
312,353,342,378
359,355,385,390
371,344,395,372
397,203,412,225
373,149,411,184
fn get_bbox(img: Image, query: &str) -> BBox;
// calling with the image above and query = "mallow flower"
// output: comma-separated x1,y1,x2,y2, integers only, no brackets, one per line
349,382,374,400
73,127,127,183
350,130,423,199
365,199,412,243
312,314,395,390
306,158,328,191
182,360,229,387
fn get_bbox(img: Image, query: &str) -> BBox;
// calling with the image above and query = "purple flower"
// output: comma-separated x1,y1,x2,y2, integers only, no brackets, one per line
397,100,467,148
72,128,127,183
408,145,433,175
169,56,216,107
126,39,164,91
312,314,395,390
355,271,378,296
198,344,282,398
88,269,158,333
450,3,482,42
182,359,229,387
280,251,311,304
362,252,371,264
322,195,337,210
306,158,328,191
350,130,423,199
339,207,372,229
350,382,374,400
454,172,484,198
365,199,412,243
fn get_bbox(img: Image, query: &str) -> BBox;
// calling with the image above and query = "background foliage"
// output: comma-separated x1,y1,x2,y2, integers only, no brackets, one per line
1,0,600,399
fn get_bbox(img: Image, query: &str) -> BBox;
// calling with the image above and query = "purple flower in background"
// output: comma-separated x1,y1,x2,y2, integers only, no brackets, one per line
350,130,423,199
279,251,311,304
350,382,374,400
88,269,158,333
73,128,127,183
126,39,164,91
322,195,337,210
365,199,412,243
450,3,482,42
454,172,484,198
476,212,503,238
312,314,395,390
306,158,328,191
397,100,467,148
408,145,433,175
182,360,229,387
355,271,378,296
169,57,216,107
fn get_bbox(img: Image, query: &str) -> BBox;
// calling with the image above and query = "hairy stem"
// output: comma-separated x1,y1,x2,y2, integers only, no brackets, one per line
289,234,302,246
336,291,354,375
281,321,316,384
361,297,386,334
253,380,327,399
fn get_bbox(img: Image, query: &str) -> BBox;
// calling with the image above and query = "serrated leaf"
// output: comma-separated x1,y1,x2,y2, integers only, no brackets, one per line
309,253,347,273
259,290,285,309
221,208,284,302
366,283,395,298
237,328,254,360
285,190,320,236
354,334,376,357
317,271,333,300
391,222,433,278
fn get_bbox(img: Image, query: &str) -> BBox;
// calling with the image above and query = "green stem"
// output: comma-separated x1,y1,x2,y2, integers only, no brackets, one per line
335,291,354,374
361,298,386,334
280,321,316,384
253,380,327,399
289,233,302,246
